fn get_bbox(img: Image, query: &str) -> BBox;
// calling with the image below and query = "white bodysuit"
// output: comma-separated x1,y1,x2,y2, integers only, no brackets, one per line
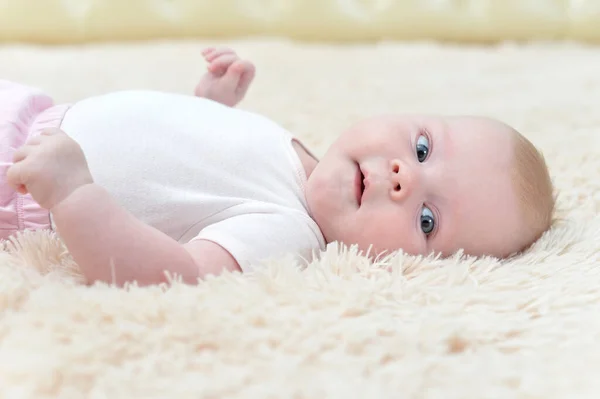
57,91,326,271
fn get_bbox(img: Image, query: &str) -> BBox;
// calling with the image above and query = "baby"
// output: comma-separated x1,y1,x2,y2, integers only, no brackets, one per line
1,47,555,286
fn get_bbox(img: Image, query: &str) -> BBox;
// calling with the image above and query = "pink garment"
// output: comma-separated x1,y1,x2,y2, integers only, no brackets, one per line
0,80,71,240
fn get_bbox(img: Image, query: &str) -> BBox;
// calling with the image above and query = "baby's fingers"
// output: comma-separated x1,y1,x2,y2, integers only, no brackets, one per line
208,53,239,75
233,60,256,94
204,47,236,62
6,162,28,194
201,47,215,56
12,145,32,164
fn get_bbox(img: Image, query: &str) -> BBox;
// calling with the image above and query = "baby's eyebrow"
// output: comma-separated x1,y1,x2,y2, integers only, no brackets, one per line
433,192,465,256
437,121,454,161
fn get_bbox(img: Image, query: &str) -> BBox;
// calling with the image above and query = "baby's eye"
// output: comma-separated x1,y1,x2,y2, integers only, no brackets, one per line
416,134,430,163
420,206,435,236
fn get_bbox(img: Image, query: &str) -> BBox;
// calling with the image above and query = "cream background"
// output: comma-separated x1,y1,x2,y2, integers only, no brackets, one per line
1,0,600,43
0,39,599,397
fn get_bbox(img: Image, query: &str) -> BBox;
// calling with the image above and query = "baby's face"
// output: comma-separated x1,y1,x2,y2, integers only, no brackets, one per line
305,114,529,258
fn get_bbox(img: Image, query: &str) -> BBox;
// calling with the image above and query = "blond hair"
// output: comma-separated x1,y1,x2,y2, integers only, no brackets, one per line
510,131,555,251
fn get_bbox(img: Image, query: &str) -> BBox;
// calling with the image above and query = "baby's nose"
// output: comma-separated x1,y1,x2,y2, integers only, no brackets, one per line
389,159,415,201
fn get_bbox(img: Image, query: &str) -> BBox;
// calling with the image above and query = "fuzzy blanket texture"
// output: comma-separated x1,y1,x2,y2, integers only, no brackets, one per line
0,39,598,398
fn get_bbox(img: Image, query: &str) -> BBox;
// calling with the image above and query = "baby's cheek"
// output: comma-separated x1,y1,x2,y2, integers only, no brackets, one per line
358,209,421,255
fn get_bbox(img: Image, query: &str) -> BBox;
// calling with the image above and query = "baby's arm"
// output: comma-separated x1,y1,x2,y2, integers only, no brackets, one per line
51,184,241,285
194,47,255,107
7,129,241,286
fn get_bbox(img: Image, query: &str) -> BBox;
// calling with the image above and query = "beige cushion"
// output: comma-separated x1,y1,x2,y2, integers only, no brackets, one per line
1,0,600,43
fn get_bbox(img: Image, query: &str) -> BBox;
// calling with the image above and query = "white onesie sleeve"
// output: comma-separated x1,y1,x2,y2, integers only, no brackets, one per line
191,212,324,272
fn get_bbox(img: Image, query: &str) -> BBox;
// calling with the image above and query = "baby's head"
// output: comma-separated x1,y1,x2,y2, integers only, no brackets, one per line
305,114,554,259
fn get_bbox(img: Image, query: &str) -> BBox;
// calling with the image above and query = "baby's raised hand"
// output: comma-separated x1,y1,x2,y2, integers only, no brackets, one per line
195,47,256,107
7,128,93,210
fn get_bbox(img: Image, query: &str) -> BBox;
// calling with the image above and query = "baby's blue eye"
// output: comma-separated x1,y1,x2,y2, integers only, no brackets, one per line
416,134,429,163
421,206,435,236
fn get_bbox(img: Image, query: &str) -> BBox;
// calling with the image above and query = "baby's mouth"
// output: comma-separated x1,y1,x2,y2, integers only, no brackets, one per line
355,163,365,206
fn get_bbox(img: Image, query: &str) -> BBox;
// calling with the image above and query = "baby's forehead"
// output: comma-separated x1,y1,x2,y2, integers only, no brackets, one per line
440,117,519,222
448,116,515,153
447,115,516,136
443,161,523,257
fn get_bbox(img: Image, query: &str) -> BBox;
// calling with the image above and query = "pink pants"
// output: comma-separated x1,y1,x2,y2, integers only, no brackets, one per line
0,80,71,240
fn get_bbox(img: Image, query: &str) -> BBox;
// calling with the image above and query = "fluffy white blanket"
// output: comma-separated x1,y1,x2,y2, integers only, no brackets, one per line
0,39,598,398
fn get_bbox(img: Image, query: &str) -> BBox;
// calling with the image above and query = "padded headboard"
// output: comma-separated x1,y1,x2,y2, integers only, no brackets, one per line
1,0,599,43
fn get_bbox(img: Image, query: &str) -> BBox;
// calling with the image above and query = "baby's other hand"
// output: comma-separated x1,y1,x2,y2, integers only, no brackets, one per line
7,128,93,210
195,47,256,107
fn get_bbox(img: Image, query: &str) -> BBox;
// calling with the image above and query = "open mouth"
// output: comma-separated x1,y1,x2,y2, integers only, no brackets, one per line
355,163,365,206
